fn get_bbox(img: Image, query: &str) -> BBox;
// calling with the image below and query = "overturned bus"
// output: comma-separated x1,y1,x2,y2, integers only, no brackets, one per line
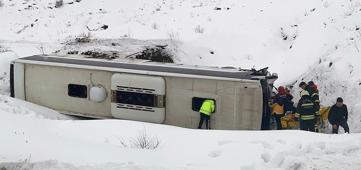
10,55,277,130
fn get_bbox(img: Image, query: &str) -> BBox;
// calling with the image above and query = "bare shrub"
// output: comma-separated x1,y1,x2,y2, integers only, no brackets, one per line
0,46,10,53
135,45,174,63
75,32,91,43
151,23,158,30
0,154,32,170
55,0,63,8
119,129,160,150
167,31,179,40
194,25,204,33
37,44,45,55
0,1,4,7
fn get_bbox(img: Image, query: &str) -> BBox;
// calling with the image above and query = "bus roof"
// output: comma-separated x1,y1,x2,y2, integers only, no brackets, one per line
16,55,264,81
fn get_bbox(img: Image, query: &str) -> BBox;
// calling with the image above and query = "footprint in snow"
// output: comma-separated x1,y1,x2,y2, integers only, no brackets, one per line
250,141,273,149
314,142,326,150
261,152,271,163
218,140,232,146
342,145,360,156
271,152,286,167
208,150,222,158
276,139,286,144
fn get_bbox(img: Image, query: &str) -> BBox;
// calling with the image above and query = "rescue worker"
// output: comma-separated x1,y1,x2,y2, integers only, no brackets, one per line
295,82,316,132
299,81,308,91
328,97,350,134
269,86,286,130
284,87,295,114
308,81,320,114
308,81,321,132
198,99,215,129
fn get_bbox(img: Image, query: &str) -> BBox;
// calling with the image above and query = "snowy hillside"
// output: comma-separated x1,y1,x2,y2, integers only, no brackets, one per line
1,0,361,169
0,0,360,80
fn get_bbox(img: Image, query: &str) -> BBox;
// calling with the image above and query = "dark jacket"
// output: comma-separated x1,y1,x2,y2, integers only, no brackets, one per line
328,104,348,125
272,94,287,106
296,95,315,120
284,93,295,113
309,89,320,113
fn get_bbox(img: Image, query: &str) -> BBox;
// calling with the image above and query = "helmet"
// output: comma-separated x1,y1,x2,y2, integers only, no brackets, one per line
278,86,286,95
299,82,307,88
300,90,310,97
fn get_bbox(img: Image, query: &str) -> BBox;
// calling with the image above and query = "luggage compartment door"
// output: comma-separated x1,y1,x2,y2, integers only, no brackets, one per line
111,73,166,123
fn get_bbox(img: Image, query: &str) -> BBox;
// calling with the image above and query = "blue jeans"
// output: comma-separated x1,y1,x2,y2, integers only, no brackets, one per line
198,113,210,129
332,122,350,134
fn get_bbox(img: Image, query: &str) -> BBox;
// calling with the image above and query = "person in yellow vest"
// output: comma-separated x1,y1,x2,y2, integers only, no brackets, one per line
269,86,286,130
198,99,215,129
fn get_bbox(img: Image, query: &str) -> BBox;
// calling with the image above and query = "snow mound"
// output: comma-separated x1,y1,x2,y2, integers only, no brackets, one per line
0,95,75,120
0,110,361,169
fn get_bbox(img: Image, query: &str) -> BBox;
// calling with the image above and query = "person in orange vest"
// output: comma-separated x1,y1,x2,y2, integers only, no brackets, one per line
198,99,215,129
269,86,287,130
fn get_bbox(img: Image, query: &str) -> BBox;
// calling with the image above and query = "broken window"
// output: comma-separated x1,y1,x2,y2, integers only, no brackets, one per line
68,84,87,98
114,91,157,107
192,97,216,113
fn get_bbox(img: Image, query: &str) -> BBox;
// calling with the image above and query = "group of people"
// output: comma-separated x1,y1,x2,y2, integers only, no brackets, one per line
270,81,350,134
196,80,350,134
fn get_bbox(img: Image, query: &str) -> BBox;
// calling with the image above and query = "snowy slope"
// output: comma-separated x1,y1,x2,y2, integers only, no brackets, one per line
0,0,359,80
1,0,361,169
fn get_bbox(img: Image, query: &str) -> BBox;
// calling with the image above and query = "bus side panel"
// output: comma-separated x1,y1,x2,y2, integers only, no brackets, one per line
164,77,195,128
24,64,113,118
213,81,237,130
235,82,263,130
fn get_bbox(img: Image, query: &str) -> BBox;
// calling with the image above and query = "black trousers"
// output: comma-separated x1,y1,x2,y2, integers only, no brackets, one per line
300,119,315,132
198,113,210,129
274,114,284,130
332,122,350,134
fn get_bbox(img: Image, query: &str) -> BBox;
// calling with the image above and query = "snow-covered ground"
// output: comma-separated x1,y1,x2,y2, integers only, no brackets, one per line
1,0,361,169
0,98,361,170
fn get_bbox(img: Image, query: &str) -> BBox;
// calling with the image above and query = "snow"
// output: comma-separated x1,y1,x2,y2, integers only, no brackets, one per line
0,95,75,120
0,105,361,169
0,0,361,169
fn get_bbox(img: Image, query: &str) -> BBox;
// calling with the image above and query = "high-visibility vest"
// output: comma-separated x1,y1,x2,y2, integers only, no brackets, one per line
200,100,215,116
270,103,284,115
295,92,316,120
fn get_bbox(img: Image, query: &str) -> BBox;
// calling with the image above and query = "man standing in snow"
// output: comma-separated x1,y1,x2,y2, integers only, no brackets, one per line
198,99,215,129
308,81,321,132
308,81,320,114
295,82,316,132
328,97,350,134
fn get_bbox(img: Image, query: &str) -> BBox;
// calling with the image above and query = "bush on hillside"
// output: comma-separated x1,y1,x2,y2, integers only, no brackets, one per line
55,0,63,8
